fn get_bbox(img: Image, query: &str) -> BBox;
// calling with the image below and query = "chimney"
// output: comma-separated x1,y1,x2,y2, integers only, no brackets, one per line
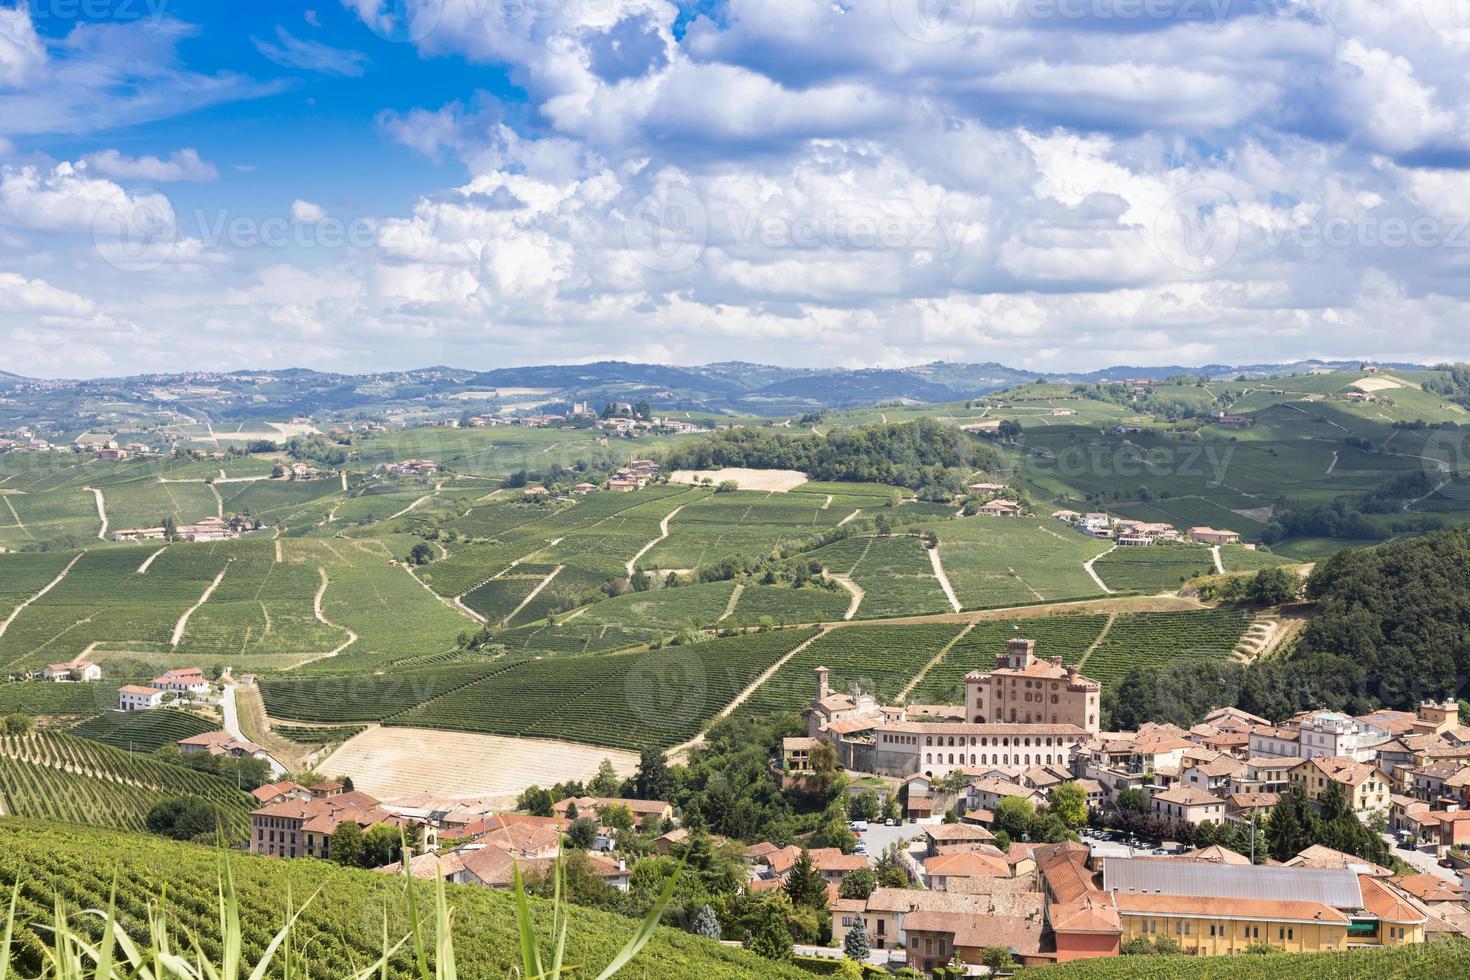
815,666,830,701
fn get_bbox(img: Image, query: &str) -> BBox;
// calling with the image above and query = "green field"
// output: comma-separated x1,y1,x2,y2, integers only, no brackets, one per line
1092,544,1218,592
927,518,1111,609
0,821,808,979
736,622,966,718
1079,608,1254,687
70,708,217,752
639,491,848,570
391,628,820,749
260,661,510,723
0,732,253,837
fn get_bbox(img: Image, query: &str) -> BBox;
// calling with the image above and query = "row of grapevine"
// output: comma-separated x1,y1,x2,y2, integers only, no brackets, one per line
70,708,217,753
735,623,965,718
260,662,512,722
389,628,820,750
1080,609,1254,686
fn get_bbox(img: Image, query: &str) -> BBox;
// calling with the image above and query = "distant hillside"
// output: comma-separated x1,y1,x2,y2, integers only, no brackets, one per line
0,357,1438,430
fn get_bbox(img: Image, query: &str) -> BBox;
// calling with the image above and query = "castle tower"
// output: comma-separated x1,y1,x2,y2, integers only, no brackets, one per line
814,666,830,703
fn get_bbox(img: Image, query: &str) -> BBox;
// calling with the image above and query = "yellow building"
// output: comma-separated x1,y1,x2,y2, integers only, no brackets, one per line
1289,756,1392,813
1099,858,1427,953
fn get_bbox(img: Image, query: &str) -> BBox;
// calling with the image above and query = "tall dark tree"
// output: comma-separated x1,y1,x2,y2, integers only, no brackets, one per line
784,847,828,910
635,748,674,802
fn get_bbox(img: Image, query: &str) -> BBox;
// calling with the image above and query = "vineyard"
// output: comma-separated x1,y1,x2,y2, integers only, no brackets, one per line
906,615,1112,704
737,622,966,718
390,628,820,750
1092,544,1218,593
805,534,951,618
1079,608,1254,686
70,708,217,753
928,518,1111,609
260,662,511,722
0,821,812,978
724,583,851,626
0,681,119,718
638,491,848,570
0,732,252,837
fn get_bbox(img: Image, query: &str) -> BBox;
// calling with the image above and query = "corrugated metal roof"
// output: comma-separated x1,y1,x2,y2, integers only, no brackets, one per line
1101,858,1364,910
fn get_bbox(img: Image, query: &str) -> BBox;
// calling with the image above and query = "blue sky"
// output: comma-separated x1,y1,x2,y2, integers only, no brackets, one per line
1,1,1470,377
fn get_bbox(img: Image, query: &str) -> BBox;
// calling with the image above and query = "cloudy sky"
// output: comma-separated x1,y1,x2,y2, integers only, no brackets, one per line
1,0,1469,377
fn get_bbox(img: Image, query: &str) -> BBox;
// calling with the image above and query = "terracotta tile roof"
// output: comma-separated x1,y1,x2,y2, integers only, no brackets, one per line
1050,894,1122,934
745,842,779,860
902,910,1044,953
924,851,1009,879
1113,892,1348,924
1284,845,1391,877
1299,756,1385,787
251,780,309,804
1178,845,1253,865
1390,874,1466,904
1227,792,1280,810
925,823,994,842
1039,846,1098,904
1151,787,1224,807
1358,875,1430,924
808,848,869,873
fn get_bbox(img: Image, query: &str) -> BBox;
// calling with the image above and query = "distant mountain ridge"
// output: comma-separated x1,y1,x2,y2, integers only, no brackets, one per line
0,358,1438,420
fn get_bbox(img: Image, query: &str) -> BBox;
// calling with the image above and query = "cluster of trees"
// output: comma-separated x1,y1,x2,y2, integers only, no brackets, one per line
1197,566,1300,605
1264,784,1392,868
329,820,424,869
985,784,1087,847
156,744,271,792
1108,529,1470,729
145,795,239,844
664,419,998,498
284,435,349,467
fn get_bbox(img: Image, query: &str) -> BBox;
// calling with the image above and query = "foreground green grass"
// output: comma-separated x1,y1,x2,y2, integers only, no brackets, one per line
1021,938,1470,978
0,820,803,978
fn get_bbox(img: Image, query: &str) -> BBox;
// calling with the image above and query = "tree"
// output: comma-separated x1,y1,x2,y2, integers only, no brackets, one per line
1049,782,1088,830
994,796,1036,842
848,791,879,822
635,748,674,802
329,821,365,867
808,740,842,797
843,915,870,961
980,946,1015,972
784,848,828,910
1265,787,1319,862
600,802,635,833
519,785,554,817
145,796,220,843
589,758,621,797
1116,788,1146,813
688,903,721,940
727,891,793,961
361,823,402,868
1248,566,1300,605
407,542,434,565
568,816,598,850
838,867,877,901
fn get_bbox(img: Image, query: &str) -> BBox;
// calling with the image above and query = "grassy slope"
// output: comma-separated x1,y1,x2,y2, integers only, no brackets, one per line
0,820,809,979
1021,938,1470,977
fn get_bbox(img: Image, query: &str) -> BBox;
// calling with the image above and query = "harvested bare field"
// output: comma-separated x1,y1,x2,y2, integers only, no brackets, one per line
317,726,638,805
668,468,808,491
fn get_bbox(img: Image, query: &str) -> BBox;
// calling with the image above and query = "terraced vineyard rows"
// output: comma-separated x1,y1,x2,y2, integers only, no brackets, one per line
806,534,950,617
0,682,120,718
70,708,217,753
638,491,848,570
905,615,1111,704
260,662,513,722
1092,544,1218,592
1081,608,1254,686
736,623,966,718
391,628,820,749
929,518,1112,608
0,732,253,836
724,583,850,626
0,822,813,979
